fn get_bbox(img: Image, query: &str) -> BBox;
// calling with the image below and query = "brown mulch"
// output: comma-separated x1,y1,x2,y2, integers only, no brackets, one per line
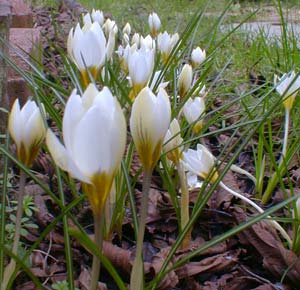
7,0,300,289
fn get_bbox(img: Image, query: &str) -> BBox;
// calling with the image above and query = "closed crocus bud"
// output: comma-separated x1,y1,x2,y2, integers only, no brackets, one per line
183,97,205,134
157,31,179,64
178,64,193,98
8,99,46,167
163,119,183,163
128,46,155,99
67,21,106,87
117,44,130,74
183,144,218,182
122,22,131,36
103,18,118,39
91,9,104,25
131,33,141,47
140,35,155,50
130,87,171,171
274,71,300,110
148,12,161,38
191,46,206,68
46,84,126,215
106,29,116,61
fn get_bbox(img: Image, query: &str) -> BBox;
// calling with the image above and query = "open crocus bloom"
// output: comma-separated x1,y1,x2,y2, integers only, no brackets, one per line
274,71,300,110
130,87,171,171
183,96,205,133
67,21,106,85
183,144,218,182
8,99,46,167
46,84,126,214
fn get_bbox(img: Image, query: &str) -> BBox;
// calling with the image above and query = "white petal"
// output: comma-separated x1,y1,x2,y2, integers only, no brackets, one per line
8,99,22,147
63,90,85,153
46,129,89,183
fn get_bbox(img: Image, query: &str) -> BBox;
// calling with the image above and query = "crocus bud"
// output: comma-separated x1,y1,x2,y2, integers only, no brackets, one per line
117,44,130,74
91,9,104,25
178,64,193,98
183,97,205,134
148,12,161,38
67,21,106,87
8,99,46,167
274,71,300,110
183,144,218,182
46,84,126,214
130,87,171,171
103,18,118,39
157,31,179,64
122,22,131,36
163,119,183,163
191,46,206,68
128,45,155,99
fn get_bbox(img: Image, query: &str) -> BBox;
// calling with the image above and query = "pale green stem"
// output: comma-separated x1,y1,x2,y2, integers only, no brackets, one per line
130,169,152,290
229,164,256,185
177,160,191,248
1,170,26,290
90,212,104,290
281,107,290,162
262,108,290,204
220,181,292,247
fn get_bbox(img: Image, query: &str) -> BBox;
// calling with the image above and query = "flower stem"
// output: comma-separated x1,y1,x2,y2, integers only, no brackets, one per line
261,108,290,204
130,169,152,290
177,160,191,249
281,108,290,161
1,170,26,290
90,212,104,290
220,181,292,247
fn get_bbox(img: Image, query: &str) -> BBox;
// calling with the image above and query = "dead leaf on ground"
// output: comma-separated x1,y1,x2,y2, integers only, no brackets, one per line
233,207,300,285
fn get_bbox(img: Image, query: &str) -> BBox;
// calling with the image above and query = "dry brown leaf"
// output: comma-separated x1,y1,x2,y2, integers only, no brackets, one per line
233,207,300,285
176,249,240,279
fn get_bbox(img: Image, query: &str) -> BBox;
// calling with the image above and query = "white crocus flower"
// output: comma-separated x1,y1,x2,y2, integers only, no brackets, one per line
8,99,46,167
128,45,155,99
46,84,126,214
131,33,141,47
183,96,205,134
183,144,218,182
140,35,155,50
106,29,117,61
163,119,183,163
130,87,171,171
103,18,118,38
122,22,131,36
91,9,104,25
148,12,161,37
178,64,193,98
274,71,300,110
157,31,179,64
67,21,106,86
191,46,206,68
117,44,130,74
